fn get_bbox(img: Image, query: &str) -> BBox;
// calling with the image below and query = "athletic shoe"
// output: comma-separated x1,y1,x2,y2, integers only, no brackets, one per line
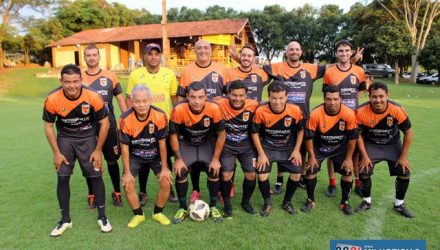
354,187,363,198
355,200,371,213
230,182,235,198
273,182,283,195
112,191,123,207
168,190,178,203
210,207,223,224
301,199,316,213
281,201,297,215
259,203,272,217
50,221,72,237
97,216,112,233
325,186,336,198
138,192,148,206
223,207,233,219
127,214,145,228
298,176,306,189
339,202,354,215
190,190,201,203
152,213,171,225
87,195,96,209
172,208,188,224
393,204,415,218
241,202,256,215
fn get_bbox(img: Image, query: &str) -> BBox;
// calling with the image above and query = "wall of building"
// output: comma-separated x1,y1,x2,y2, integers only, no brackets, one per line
53,46,76,67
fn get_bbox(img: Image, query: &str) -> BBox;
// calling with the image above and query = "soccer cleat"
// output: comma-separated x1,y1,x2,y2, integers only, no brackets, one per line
138,192,148,206
223,207,233,219
127,214,145,228
241,202,256,215
210,207,223,224
339,202,354,215
325,186,336,198
273,182,283,195
301,199,316,213
355,200,371,213
190,190,201,203
172,208,188,224
50,221,72,237
152,213,171,225
168,190,178,203
393,204,415,218
282,201,297,215
259,203,273,217
230,182,235,198
87,195,96,209
112,191,123,207
97,216,112,233
354,187,363,198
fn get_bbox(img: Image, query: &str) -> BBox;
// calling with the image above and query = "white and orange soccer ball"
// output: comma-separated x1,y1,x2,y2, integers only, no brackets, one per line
188,199,210,222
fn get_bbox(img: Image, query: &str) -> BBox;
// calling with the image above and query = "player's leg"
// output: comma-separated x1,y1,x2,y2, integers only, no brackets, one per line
353,150,362,197
220,151,235,219
325,159,337,197
166,139,178,203
173,166,189,224
281,161,302,215
333,156,354,215
301,156,323,213
206,163,223,224
124,158,145,228
152,162,171,225
190,164,202,203
273,164,284,194
239,152,257,215
256,148,273,217
137,164,150,206
85,178,95,209
103,128,122,207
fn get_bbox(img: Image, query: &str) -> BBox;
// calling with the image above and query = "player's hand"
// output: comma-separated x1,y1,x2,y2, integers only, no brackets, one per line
173,158,188,177
159,168,173,185
306,156,319,173
256,154,269,172
228,43,239,63
396,155,411,175
209,159,221,177
288,150,302,166
351,47,364,63
359,156,373,174
121,173,135,190
341,158,354,175
53,151,69,171
89,150,104,173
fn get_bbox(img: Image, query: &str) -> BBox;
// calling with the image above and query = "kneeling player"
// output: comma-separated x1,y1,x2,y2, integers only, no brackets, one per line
355,82,414,218
251,81,304,216
119,85,172,228
170,82,226,224
303,85,358,215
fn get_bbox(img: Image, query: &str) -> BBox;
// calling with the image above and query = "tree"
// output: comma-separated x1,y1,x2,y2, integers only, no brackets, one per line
316,5,345,63
419,35,440,79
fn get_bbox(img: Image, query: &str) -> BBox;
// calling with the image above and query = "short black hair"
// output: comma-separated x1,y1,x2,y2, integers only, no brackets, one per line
187,81,206,95
368,82,388,95
323,85,341,98
268,81,286,96
335,39,353,52
228,80,247,93
84,44,99,55
60,64,81,79
240,44,256,55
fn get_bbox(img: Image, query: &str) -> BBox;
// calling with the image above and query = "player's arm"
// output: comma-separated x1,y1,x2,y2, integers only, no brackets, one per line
289,128,303,166
341,138,356,174
305,138,318,171
397,127,413,173
44,121,69,170
170,132,187,177
357,134,372,173
251,132,269,171
125,95,133,109
120,143,134,189
209,130,226,177
90,117,109,171
115,93,127,113
171,95,178,106
158,138,172,184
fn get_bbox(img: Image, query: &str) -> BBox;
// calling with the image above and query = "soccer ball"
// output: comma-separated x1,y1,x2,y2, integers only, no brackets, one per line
188,199,210,222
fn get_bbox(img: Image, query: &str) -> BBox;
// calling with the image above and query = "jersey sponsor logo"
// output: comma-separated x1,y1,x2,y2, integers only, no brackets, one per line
300,70,306,79
387,116,393,127
212,73,219,83
339,120,346,131
82,104,90,115
350,75,357,85
100,77,107,87
284,117,292,127
204,117,210,127
149,123,155,134
243,111,250,122
251,74,257,83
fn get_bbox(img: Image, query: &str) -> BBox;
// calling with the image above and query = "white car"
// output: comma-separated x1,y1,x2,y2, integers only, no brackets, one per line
425,73,439,85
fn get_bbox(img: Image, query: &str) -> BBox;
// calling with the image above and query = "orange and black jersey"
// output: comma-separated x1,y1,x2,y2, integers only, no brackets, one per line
178,61,226,100
119,107,168,161
82,69,122,128
306,104,358,155
356,100,411,145
224,67,269,102
264,62,326,118
170,100,225,145
43,85,108,139
323,64,366,110
251,102,304,150
217,98,259,148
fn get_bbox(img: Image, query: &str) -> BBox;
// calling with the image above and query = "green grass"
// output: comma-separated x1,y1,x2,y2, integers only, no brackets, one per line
0,68,439,249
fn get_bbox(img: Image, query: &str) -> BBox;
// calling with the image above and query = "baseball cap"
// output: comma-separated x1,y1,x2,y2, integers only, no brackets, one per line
145,43,162,53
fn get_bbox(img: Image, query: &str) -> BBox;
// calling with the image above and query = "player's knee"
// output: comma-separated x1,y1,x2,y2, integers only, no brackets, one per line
257,173,268,181
176,176,188,183
221,172,233,181
342,175,352,182
307,174,316,179
289,173,301,181
244,172,256,181
398,176,410,180
124,181,135,193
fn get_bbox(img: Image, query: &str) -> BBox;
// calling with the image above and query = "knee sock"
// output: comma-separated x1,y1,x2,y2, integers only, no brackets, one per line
90,177,106,218
57,176,71,222
283,178,299,203
107,162,121,193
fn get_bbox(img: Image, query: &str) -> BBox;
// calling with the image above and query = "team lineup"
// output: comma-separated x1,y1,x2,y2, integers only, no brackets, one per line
43,39,414,237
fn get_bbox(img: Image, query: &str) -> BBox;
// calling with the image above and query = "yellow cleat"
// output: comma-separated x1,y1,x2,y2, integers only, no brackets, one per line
127,214,145,228
152,213,171,225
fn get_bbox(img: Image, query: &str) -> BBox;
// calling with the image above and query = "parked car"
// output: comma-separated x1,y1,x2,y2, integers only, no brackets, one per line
362,64,395,78
402,72,411,78
416,72,437,84
424,73,439,85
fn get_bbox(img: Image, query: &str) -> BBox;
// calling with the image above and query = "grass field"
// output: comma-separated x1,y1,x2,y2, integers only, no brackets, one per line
0,68,439,249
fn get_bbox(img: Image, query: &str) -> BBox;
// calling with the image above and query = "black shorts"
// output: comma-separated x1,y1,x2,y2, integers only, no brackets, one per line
103,127,120,162
129,157,163,177
220,145,256,173
257,147,302,174
360,142,410,178
180,140,214,167
57,137,101,178
306,149,352,176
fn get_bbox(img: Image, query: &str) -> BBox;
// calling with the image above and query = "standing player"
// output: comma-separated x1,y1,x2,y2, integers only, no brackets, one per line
82,44,127,208
178,39,227,202
126,43,178,204
170,82,226,224
251,81,304,216
119,85,173,228
44,64,112,237
323,39,366,198
217,80,259,217
355,82,414,218
302,85,358,215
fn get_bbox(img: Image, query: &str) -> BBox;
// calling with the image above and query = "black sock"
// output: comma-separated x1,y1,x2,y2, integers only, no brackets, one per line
190,166,201,192
283,178,299,203
221,179,232,209
153,204,164,214
258,179,271,201
107,162,121,193
395,177,409,200
276,175,284,184
90,177,106,218
133,207,143,215
306,177,317,201
208,179,220,207
138,166,150,193
86,177,93,195
360,177,372,198
175,180,188,210
340,179,352,204
242,178,256,204
57,176,71,222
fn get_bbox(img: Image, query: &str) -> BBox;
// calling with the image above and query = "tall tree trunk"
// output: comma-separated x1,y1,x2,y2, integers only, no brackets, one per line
410,53,419,83
394,60,400,85
0,43,4,70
